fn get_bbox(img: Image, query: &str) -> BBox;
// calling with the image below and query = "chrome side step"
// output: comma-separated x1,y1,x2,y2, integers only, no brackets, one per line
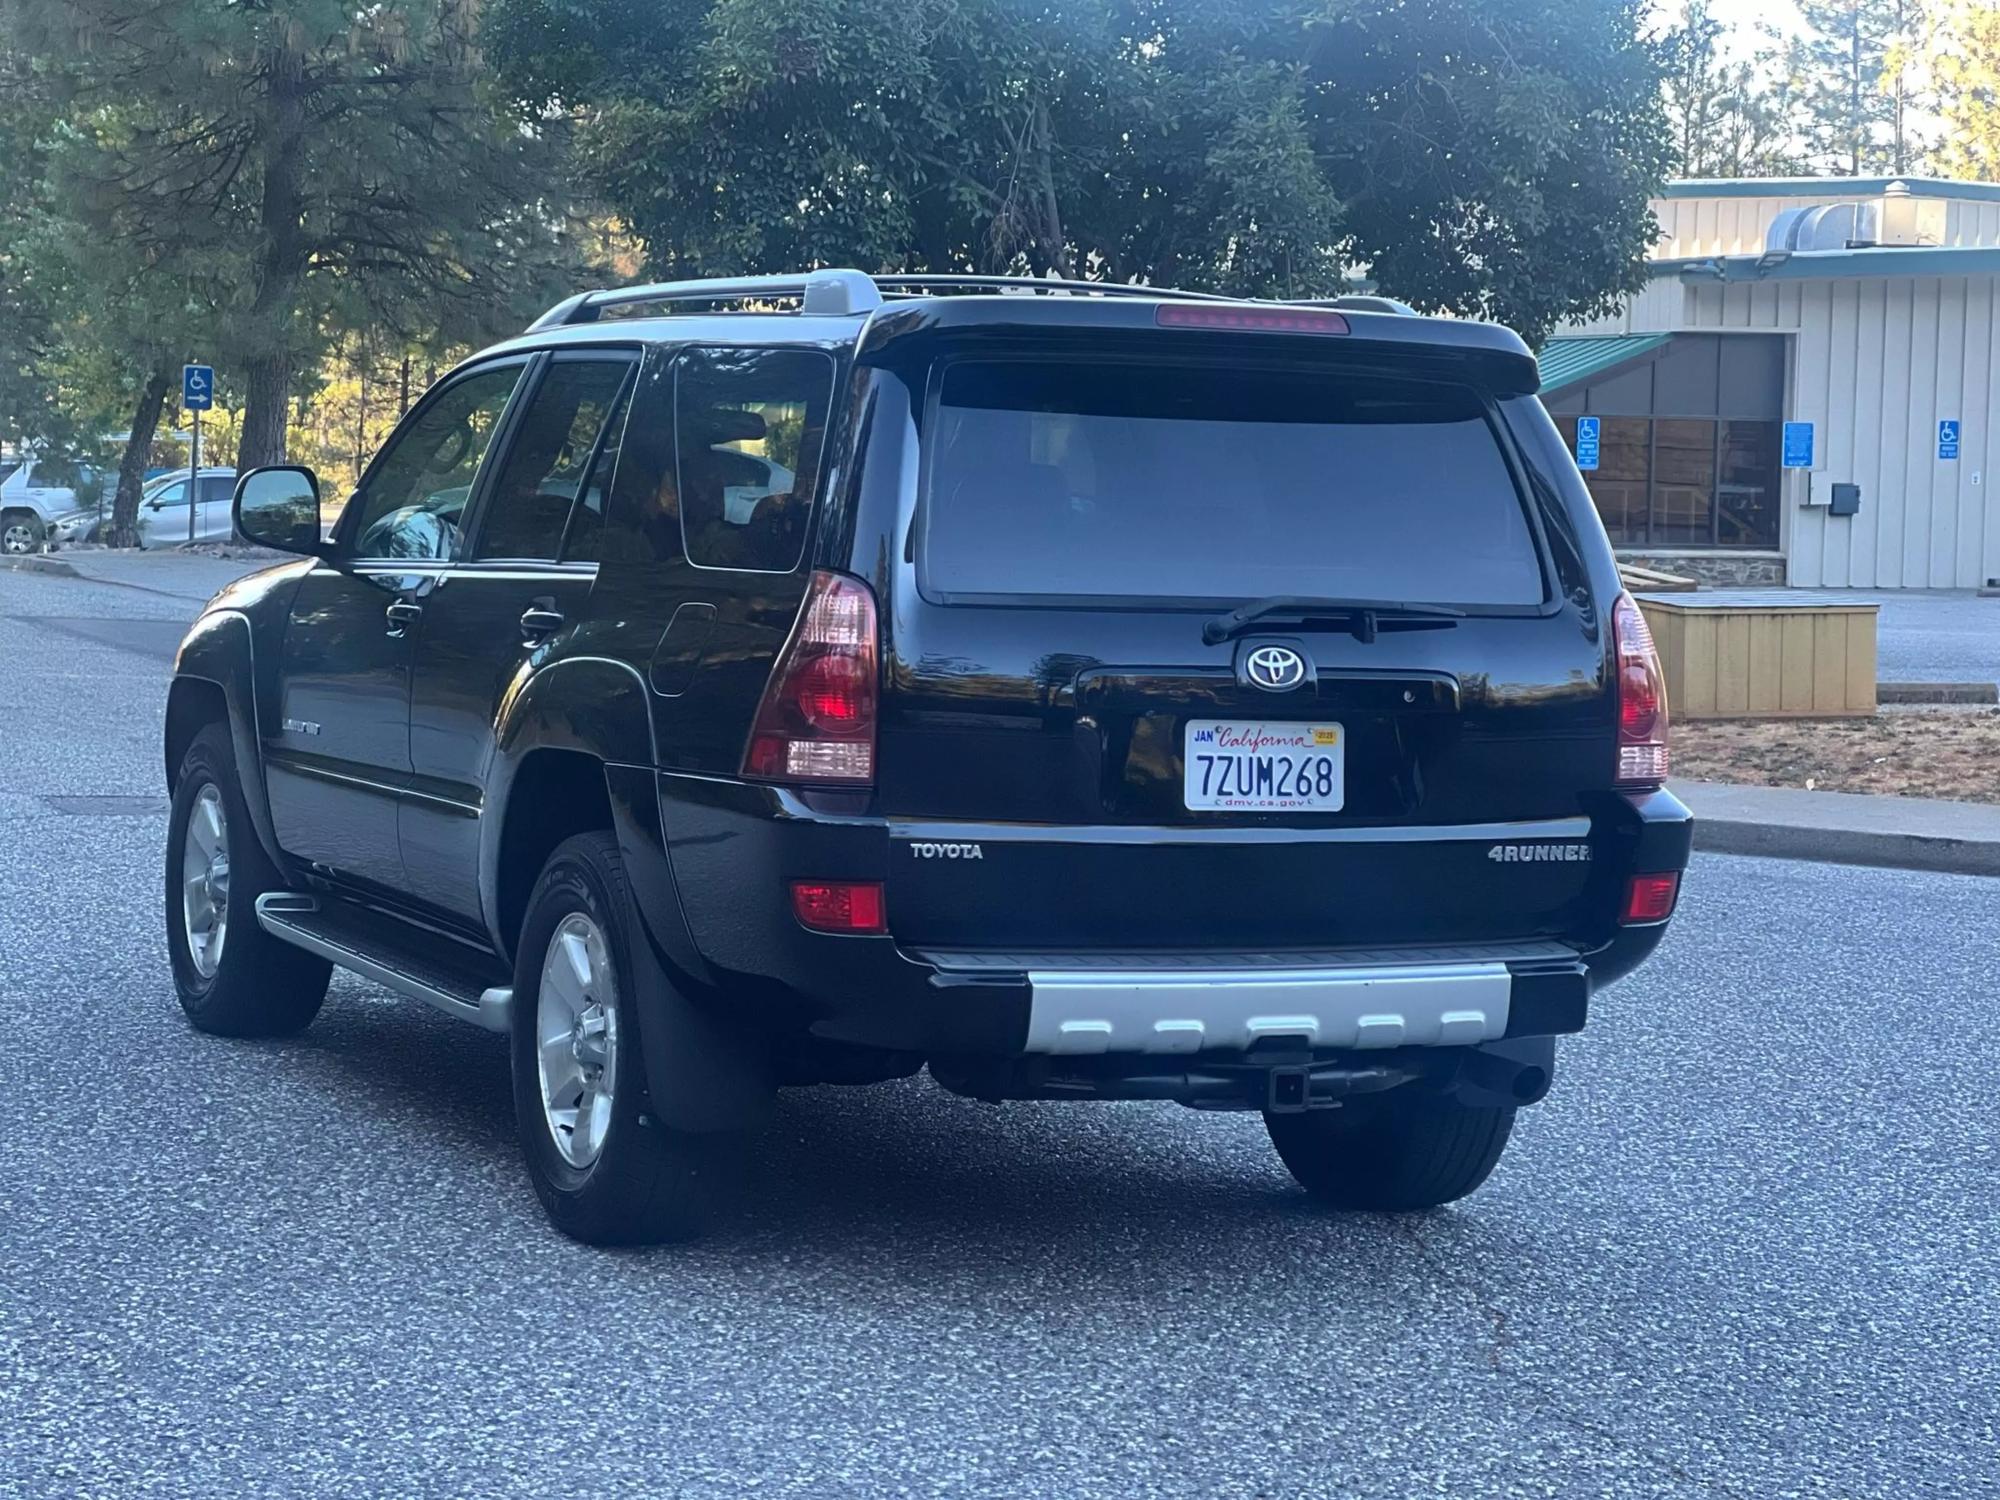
254,892,513,1034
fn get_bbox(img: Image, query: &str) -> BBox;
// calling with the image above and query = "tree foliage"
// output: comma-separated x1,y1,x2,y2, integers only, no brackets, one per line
489,0,1672,341
1659,0,1808,177
0,0,583,471
1777,0,1926,174
1931,0,2000,180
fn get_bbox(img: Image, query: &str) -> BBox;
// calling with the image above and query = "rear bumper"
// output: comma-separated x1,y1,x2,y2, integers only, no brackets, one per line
654,773,1690,1060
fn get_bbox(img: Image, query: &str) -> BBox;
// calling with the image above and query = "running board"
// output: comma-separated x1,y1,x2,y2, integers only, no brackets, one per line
254,892,513,1033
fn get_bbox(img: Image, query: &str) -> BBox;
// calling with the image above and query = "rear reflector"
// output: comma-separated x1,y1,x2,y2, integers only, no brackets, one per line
1613,592,1671,788
1155,303,1351,335
1620,872,1681,925
743,571,879,786
791,881,886,935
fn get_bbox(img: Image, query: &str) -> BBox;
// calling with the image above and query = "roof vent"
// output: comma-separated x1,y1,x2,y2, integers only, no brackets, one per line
1764,202,1881,255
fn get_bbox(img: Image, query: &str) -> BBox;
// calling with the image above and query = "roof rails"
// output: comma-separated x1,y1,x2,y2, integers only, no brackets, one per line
525,268,1271,331
871,274,1243,304
1303,294,1419,316
527,269,885,331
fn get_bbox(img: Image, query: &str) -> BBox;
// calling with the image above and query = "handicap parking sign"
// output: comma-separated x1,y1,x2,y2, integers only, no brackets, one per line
1574,416,1600,472
1939,419,1961,460
1782,421,1814,468
182,364,214,412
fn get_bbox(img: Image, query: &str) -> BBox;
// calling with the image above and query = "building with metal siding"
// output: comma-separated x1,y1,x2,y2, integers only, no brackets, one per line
1543,178,2000,589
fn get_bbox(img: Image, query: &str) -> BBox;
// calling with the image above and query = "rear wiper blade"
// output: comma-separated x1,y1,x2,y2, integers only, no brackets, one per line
1202,595,1465,645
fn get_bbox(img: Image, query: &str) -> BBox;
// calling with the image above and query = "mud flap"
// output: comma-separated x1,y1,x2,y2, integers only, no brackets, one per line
605,764,773,1133
626,923,777,1134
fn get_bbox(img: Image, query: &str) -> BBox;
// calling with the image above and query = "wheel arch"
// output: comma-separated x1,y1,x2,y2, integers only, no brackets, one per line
483,655,714,986
167,610,285,869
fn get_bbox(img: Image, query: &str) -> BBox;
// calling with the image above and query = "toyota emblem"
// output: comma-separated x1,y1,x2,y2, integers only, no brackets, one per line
1245,645,1307,691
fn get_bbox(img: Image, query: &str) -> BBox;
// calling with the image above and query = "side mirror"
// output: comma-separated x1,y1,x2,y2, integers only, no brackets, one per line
233,465,325,556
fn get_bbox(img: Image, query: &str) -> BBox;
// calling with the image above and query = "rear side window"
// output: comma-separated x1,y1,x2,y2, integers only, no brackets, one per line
676,347,835,572
475,356,634,562
921,360,1546,607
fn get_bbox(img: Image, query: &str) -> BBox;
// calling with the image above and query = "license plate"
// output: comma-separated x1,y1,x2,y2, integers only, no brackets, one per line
1183,721,1345,812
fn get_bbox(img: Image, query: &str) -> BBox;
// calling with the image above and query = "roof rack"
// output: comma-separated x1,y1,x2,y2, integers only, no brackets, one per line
871,274,1243,304
525,268,1264,331
526,269,885,331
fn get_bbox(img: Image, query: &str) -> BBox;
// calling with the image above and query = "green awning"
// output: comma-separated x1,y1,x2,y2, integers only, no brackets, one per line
1537,333,1671,394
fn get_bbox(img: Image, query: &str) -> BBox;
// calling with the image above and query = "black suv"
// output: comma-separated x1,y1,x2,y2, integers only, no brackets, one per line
164,271,1691,1243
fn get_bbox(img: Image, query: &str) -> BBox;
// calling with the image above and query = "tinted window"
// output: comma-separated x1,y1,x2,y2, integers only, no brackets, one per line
562,379,633,563
349,365,521,561
676,347,835,572
475,359,634,562
199,476,236,504
923,361,1545,606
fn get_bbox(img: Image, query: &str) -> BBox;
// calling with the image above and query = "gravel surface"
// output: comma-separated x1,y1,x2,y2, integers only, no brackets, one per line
1676,708,2000,803
3,575,1997,1499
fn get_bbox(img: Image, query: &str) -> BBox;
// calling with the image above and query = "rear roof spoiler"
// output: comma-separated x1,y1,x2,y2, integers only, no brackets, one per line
853,297,1541,397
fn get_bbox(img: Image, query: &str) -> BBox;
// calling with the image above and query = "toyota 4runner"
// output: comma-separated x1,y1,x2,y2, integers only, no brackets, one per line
163,272,1691,1243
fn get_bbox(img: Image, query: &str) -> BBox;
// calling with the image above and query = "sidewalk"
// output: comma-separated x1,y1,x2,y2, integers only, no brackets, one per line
0,548,276,602
1675,779,2000,877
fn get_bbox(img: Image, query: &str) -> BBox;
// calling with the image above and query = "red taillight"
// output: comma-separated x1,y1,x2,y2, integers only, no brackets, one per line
791,880,886,934
743,571,879,785
1155,303,1351,335
1613,592,1670,788
1621,872,1681,925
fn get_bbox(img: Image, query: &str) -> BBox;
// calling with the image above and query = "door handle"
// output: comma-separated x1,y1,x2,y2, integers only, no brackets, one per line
385,601,423,637
519,601,564,642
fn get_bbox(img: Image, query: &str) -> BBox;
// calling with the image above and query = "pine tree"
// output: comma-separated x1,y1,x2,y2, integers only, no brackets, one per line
1788,0,1926,175
1931,0,2000,180
1,0,577,470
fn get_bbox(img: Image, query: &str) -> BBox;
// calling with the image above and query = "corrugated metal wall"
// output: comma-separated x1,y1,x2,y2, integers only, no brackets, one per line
1656,190,2000,258
1687,276,2000,589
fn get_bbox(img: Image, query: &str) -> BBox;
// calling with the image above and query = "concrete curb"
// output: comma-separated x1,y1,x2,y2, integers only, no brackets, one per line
1677,780,2000,878
1877,681,1998,705
0,553,80,580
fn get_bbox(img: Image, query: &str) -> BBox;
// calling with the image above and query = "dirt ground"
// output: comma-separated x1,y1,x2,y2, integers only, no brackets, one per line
1674,708,2000,803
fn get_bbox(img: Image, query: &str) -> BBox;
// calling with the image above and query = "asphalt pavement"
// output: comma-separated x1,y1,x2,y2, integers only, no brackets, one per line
2,569,1996,1499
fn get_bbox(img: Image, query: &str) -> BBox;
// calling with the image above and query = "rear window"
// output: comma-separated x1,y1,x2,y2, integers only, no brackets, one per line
920,360,1546,607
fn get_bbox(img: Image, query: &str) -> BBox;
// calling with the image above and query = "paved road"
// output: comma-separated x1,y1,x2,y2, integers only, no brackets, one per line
2,571,1996,1499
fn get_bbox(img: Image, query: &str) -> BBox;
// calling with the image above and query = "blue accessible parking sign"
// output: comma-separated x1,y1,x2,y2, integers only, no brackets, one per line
1574,416,1600,471
1782,421,1815,468
1939,419,1961,460
182,364,214,412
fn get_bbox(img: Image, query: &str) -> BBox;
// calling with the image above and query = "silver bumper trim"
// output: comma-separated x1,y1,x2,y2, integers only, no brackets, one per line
889,816,1589,847
1024,963,1511,1055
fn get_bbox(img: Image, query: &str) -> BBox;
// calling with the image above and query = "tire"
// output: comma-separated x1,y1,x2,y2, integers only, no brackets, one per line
1264,1088,1515,1212
510,831,717,1245
166,722,331,1036
2,510,42,555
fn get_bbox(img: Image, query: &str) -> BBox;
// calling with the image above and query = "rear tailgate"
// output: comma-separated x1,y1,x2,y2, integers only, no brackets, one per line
851,314,1615,952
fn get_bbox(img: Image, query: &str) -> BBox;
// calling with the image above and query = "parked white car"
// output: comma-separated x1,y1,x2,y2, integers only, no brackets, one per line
134,468,239,548
1,458,105,554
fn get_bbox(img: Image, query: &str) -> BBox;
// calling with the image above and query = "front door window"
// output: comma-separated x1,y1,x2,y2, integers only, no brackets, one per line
347,365,523,561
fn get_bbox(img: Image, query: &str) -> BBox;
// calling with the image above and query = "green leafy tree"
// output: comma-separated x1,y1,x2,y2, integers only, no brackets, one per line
489,0,1671,342
1930,0,2000,180
2,0,580,478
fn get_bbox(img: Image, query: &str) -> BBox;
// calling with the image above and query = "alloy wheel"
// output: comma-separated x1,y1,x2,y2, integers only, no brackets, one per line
179,783,230,978
536,912,619,1169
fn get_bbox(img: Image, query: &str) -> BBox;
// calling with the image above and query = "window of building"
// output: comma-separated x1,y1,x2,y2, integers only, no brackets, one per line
1547,334,1784,550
